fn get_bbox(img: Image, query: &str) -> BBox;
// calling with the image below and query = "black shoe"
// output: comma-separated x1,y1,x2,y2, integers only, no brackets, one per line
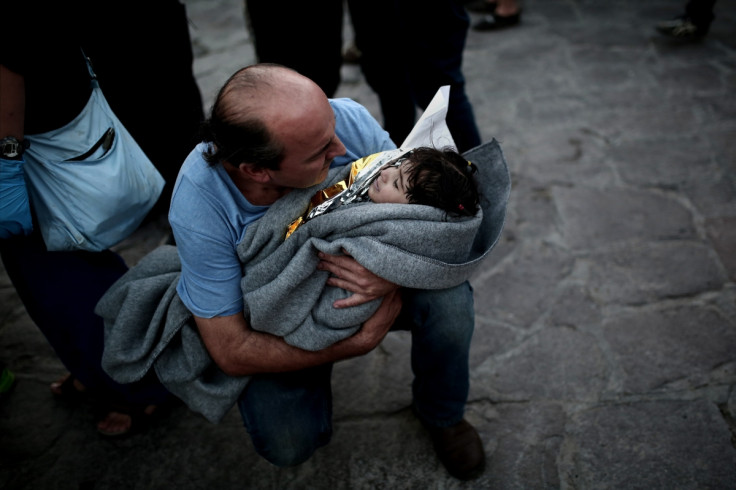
427,419,486,480
472,11,521,31
656,16,708,40
465,0,496,14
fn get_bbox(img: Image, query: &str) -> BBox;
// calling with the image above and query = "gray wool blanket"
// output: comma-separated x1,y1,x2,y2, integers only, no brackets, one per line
96,140,511,423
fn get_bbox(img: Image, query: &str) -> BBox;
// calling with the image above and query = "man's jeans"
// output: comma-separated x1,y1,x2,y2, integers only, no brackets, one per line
237,281,475,466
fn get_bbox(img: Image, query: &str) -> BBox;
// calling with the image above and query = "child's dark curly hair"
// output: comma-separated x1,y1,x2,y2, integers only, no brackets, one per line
404,147,480,217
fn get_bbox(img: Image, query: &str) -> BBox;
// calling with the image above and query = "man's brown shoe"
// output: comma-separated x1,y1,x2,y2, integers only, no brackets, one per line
427,418,486,480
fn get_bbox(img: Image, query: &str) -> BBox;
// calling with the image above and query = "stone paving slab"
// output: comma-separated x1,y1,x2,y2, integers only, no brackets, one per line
2,0,735,488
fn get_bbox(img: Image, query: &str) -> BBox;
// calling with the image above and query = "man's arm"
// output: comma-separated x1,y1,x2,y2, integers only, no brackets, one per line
196,288,402,376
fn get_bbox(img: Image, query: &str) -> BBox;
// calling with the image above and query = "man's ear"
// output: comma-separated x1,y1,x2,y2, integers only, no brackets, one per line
238,162,272,183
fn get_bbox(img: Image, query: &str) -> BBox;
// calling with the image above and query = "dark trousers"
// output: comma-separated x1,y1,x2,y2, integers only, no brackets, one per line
348,0,482,152
81,0,205,214
0,229,169,407
244,0,344,98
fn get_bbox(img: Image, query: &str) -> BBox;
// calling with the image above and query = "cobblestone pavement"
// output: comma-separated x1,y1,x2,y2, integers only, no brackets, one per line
2,1,735,488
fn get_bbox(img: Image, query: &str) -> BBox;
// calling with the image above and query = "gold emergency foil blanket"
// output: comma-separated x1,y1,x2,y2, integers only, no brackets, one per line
285,180,348,239
285,149,409,239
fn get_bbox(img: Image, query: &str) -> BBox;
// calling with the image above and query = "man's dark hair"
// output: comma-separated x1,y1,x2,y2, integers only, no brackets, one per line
405,147,480,217
199,65,285,170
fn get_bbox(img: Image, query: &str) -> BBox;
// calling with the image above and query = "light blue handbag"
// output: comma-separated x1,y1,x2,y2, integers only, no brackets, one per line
22,53,164,251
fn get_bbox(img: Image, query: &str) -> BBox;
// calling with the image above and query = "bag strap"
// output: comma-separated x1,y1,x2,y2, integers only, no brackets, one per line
80,48,100,89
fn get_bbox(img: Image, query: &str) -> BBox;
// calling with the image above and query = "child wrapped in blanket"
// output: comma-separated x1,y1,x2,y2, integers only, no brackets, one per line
286,146,481,239
227,145,485,351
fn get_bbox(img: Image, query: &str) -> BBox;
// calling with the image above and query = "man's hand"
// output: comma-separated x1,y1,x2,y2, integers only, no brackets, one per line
345,288,402,353
317,249,399,308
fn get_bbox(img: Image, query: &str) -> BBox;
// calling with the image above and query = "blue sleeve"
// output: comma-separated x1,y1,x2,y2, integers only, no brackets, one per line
330,98,397,167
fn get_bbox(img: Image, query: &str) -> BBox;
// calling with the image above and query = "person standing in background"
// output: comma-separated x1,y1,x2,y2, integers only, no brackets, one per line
0,0,204,437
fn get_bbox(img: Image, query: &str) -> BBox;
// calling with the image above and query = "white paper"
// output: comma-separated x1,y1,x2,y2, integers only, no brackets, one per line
400,85,457,151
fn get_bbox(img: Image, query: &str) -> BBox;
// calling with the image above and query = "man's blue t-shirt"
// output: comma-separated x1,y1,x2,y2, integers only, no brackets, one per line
169,98,396,318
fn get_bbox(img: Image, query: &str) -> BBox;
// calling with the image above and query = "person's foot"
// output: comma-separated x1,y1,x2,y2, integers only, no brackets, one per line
656,16,708,40
427,419,486,480
50,373,87,398
97,404,158,437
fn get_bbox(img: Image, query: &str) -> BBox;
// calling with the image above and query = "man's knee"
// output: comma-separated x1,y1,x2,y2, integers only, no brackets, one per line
251,425,332,467
409,282,474,324
239,365,334,466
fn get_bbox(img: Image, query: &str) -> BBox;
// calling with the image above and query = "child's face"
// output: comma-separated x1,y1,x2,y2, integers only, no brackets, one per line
367,160,412,204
